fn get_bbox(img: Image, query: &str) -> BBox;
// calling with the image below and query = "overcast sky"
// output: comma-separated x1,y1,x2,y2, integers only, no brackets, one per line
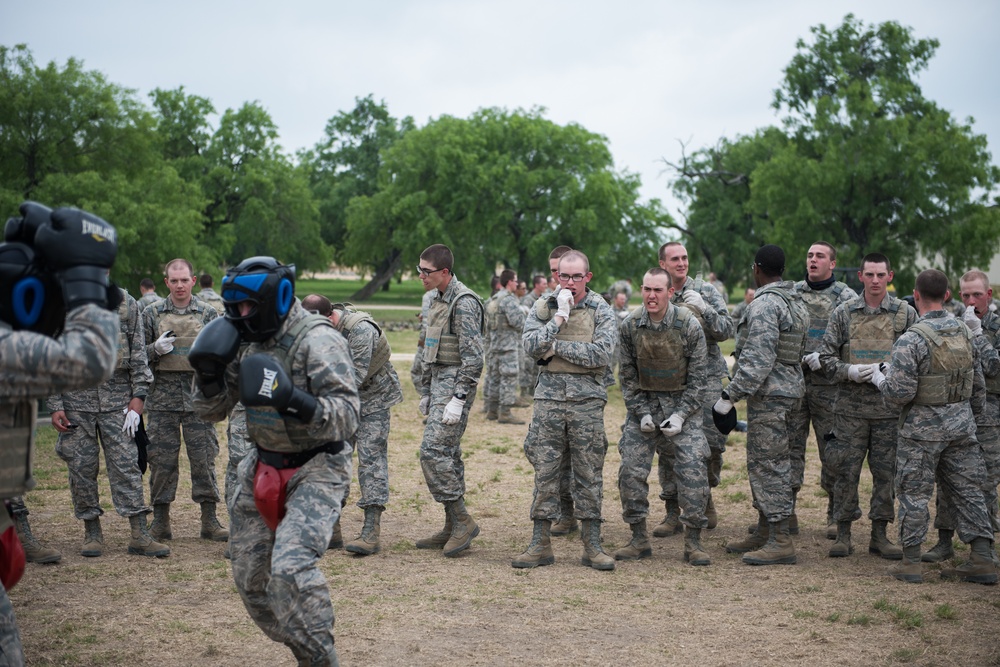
3,1,997,219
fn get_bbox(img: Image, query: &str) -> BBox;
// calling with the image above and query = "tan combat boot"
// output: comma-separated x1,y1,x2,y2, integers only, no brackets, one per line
890,545,924,583
869,519,902,560
614,520,652,561
743,518,796,566
704,492,718,530
149,503,172,541
513,392,532,408
485,400,499,421
652,498,683,537
684,527,711,566
512,520,555,568
128,515,170,557
200,502,229,542
828,521,853,558
940,538,998,585
345,507,382,556
443,498,480,557
81,518,104,557
14,513,61,564
580,519,615,571
551,503,578,536
921,529,955,563
497,406,525,425
727,512,768,554
415,511,452,549
328,518,344,550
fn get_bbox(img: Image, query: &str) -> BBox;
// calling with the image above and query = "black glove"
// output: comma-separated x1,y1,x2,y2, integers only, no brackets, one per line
712,390,738,435
33,207,118,309
189,318,242,398
238,353,317,422
5,201,52,244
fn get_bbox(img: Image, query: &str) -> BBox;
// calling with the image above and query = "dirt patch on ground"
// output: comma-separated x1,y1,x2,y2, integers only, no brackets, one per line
14,368,1000,666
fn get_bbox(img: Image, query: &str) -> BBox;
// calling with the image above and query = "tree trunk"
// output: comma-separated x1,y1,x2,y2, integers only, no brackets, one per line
350,249,402,301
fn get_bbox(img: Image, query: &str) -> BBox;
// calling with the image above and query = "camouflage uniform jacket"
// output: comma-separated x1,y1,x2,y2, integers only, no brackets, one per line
47,290,153,413
520,292,540,309
726,281,805,403
794,280,858,386
343,317,403,418
136,293,161,310
486,288,525,353
881,310,984,440
192,300,360,446
670,276,733,381
523,287,617,402
818,292,917,418
142,295,218,412
418,277,484,400
975,309,1000,426
197,287,225,314
619,303,708,422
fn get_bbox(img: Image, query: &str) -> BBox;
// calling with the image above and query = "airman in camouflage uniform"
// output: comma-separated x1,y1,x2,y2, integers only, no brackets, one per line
656,242,734,533
792,242,858,537
721,245,807,566
615,268,711,566
874,269,996,584
142,258,227,542
818,253,916,559
197,273,225,313
192,257,360,666
414,245,485,557
518,275,546,401
136,278,161,311
0,202,122,667
730,288,754,327
483,269,527,424
513,250,619,571
47,288,169,558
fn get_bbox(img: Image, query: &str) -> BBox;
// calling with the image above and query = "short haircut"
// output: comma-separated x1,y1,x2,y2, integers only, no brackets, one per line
301,294,333,316
861,253,892,273
644,267,670,281
140,278,155,291
810,241,837,261
420,244,453,272
499,269,517,286
961,270,990,290
532,274,547,288
548,245,572,261
164,258,194,277
200,273,214,288
754,244,785,277
915,269,948,302
658,241,684,263
559,250,590,273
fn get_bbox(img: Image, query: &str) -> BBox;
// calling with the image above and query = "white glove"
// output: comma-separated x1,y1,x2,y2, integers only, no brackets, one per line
555,289,573,320
847,364,874,383
660,414,684,437
418,396,430,416
639,414,656,432
713,395,733,415
154,331,176,355
121,408,140,438
870,364,887,391
441,396,466,425
963,306,983,336
541,343,557,361
802,351,822,371
681,289,707,313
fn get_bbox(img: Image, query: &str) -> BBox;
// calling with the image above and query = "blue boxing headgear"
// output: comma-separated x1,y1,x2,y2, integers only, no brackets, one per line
221,256,296,342
0,242,64,336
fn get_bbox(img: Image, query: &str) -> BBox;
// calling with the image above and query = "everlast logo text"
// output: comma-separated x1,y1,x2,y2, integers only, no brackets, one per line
258,368,278,399
81,217,117,243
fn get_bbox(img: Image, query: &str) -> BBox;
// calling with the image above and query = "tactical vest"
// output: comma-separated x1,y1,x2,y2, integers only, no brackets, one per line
840,300,908,364
484,295,501,332
199,291,225,315
732,287,807,375
333,307,391,388
984,314,1000,395
423,285,484,367
535,297,600,376
635,308,692,392
908,321,974,405
245,314,336,453
798,283,845,350
115,290,131,371
154,300,207,372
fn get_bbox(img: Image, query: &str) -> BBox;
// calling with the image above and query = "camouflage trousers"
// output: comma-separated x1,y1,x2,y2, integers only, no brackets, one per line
145,410,221,506
746,395,799,522
827,413,896,523
933,425,1000,534
788,382,838,495
619,413,709,527
485,348,519,408
0,583,23,667
524,398,607,521
895,434,992,548
5,499,24,518
225,405,253,510
229,446,352,666
519,346,538,392
344,409,391,509
55,409,149,519
419,399,473,504
660,378,725,493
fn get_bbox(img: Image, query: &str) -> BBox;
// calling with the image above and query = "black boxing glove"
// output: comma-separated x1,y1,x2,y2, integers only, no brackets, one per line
34,207,118,310
5,201,52,244
238,353,317,422
190,318,243,398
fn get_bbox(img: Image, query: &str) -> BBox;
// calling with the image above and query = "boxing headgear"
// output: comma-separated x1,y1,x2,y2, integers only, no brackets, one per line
0,242,64,336
221,256,296,342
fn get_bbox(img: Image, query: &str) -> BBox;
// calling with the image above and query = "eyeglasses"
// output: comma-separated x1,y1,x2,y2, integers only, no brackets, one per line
558,273,588,283
416,266,446,277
